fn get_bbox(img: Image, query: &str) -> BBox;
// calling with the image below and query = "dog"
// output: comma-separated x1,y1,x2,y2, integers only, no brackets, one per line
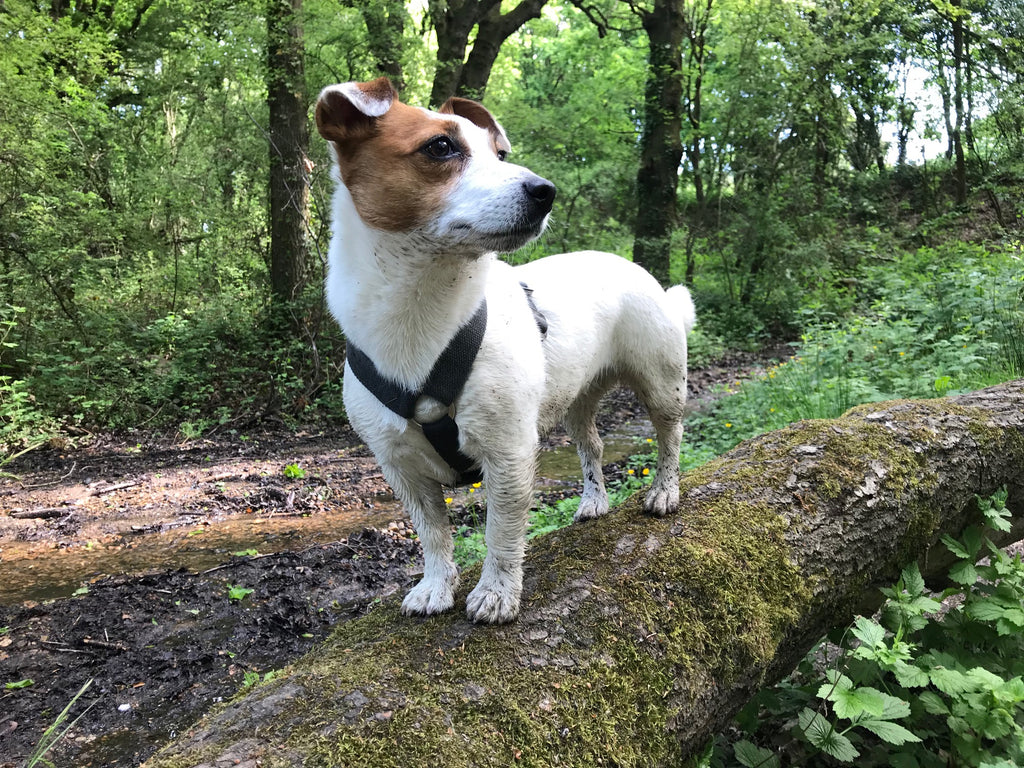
315,78,696,624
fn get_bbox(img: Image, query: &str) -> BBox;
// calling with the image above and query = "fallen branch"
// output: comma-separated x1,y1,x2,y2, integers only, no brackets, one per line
86,480,141,497
146,382,1024,768
9,507,70,520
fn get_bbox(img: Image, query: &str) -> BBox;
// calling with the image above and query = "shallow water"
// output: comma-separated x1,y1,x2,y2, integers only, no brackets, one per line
0,423,652,605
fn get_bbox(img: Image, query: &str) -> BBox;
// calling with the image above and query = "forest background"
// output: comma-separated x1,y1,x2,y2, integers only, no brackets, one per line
1,0,1022,455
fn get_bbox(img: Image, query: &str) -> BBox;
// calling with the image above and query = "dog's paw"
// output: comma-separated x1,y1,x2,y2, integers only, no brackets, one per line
401,575,457,616
573,494,610,522
642,484,679,517
466,582,521,624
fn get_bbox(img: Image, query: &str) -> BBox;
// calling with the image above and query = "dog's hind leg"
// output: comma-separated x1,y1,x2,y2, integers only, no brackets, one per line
389,474,460,616
637,380,686,517
565,388,611,522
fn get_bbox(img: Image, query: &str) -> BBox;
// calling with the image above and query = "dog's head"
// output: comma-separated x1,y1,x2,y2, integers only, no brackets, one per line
316,78,555,255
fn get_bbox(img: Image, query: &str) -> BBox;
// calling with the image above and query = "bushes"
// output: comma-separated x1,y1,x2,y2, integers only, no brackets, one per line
686,242,1023,461
715,491,1024,768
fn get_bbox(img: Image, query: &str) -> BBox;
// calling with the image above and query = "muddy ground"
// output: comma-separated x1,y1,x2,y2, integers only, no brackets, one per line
0,359,761,767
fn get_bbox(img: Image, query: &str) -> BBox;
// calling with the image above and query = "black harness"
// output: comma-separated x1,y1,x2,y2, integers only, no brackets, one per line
345,284,546,487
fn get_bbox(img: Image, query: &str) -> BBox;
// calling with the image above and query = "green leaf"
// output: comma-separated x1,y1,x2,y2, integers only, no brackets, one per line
929,667,971,695
879,693,912,720
733,739,780,768
227,585,254,601
851,616,885,648
858,718,922,745
832,685,887,719
917,690,949,715
965,600,1009,623
5,678,34,690
948,561,977,585
941,533,970,560
799,708,860,762
817,669,854,700
901,562,926,596
892,661,929,689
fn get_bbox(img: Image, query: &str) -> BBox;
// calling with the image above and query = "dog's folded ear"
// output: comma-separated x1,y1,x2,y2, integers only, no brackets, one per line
316,78,397,145
439,96,512,159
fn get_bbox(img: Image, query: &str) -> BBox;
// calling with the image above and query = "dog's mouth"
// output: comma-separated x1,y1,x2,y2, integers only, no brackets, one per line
465,217,549,253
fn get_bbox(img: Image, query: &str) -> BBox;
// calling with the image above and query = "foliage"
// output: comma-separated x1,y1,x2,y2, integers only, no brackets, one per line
684,242,1023,461
713,491,1024,767
283,463,306,479
227,584,255,601
1,0,1023,449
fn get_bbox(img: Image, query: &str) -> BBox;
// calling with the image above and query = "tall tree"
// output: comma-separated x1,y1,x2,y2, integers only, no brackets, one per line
346,0,409,92
267,0,310,316
427,0,547,107
632,0,687,287
457,0,547,101
679,0,714,286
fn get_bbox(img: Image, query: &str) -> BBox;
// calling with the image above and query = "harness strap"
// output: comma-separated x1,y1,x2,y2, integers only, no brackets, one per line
346,301,487,485
345,284,547,488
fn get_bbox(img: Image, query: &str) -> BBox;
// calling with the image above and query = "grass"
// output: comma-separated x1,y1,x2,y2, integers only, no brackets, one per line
23,679,95,768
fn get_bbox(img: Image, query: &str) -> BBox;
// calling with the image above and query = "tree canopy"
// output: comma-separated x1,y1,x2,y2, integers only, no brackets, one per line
1,0,1022,440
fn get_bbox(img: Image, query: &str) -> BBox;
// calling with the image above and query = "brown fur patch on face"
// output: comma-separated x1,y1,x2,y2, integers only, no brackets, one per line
334,102,466,232
440,97,512,159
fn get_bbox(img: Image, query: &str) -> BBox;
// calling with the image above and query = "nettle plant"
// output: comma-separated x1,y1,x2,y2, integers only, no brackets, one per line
721,490,1024,768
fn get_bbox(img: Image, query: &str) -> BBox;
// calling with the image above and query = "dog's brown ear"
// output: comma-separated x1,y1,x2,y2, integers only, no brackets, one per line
315,78,397,145
439,96,512,159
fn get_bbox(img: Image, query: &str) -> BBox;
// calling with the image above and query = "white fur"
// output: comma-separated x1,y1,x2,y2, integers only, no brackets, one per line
323,93,695,623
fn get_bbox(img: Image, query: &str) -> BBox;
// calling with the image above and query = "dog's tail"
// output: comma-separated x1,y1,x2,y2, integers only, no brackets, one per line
666,285,697,335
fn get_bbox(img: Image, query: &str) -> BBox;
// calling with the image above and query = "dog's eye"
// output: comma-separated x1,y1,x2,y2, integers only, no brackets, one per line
422,136,460,160
496,149,508,162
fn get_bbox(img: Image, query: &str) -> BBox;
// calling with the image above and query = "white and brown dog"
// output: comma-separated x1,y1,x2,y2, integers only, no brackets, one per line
316,78,695,624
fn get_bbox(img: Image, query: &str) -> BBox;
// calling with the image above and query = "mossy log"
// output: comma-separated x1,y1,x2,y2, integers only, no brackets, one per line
147,381,1024,768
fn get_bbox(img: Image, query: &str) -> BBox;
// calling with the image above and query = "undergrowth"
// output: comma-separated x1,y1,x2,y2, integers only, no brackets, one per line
688,242,1023,459
709,490,1024,768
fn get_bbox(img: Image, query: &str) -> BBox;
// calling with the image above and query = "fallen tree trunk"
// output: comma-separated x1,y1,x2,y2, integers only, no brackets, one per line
147,381,1024,768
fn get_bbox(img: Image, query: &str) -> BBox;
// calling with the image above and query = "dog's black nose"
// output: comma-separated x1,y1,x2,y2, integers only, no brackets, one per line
523,176,556,214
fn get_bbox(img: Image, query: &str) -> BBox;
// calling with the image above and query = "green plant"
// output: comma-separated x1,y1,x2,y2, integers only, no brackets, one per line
23,679,95,768
720,490,1024,767
283,463,306,480
227,585,254,601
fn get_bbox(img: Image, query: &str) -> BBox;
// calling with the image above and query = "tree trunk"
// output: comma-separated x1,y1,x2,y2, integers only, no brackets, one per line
456,0,547,101
428,0,500,108
267,0,309,314
356,0,408,92
632,0,686,287
145,381,1024,768
951,0,968,206
680,0,713,288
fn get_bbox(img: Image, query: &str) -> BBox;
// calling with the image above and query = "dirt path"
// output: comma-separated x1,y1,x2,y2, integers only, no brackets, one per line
0,357,764,767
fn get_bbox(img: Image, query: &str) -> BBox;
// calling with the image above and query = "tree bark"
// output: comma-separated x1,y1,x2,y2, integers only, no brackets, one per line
267,0,310,314
456,0,548,101
950,0,969,206
354,0,408,92
145,381,1024,768
632,0,686,287
428,0,545,107
428,0,501,108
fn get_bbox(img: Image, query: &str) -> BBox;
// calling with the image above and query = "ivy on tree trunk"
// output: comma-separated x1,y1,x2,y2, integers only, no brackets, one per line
632,0,686,287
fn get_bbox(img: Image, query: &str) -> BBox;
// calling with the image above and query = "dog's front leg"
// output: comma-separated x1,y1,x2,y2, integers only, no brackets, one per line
465,451,536,624
386,471,460,616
